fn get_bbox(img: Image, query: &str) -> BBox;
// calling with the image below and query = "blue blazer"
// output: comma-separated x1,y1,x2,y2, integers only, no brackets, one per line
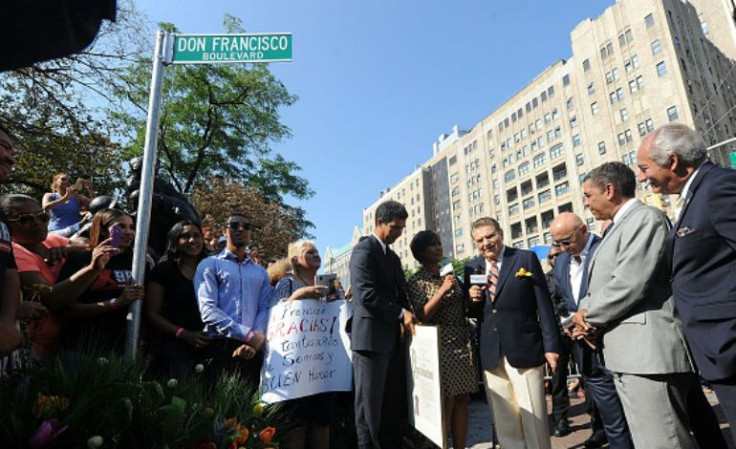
349,235,409,354
553,235,602,376
464,247,559,370
668,161,736,381
553,235,601,315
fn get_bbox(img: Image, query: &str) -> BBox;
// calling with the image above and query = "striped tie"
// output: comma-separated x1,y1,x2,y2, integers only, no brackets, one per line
488,261,499,302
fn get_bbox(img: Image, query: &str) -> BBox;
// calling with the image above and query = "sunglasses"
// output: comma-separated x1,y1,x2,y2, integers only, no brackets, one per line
226,222,251,231
548,254,557,260
551,240,572,248
8,211,51,226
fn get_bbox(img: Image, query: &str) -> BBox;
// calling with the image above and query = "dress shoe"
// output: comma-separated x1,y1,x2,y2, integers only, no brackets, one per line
553,422,571,437
583,431,608,448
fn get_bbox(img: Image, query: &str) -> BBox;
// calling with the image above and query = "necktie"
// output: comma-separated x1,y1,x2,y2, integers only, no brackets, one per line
488,261,499,302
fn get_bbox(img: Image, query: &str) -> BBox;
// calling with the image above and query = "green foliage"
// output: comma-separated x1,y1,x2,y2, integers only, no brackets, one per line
112,16,311,205
0,350,284,448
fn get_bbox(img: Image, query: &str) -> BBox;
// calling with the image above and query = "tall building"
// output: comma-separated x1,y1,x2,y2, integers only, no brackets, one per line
323,226,362,289
362,0,736,270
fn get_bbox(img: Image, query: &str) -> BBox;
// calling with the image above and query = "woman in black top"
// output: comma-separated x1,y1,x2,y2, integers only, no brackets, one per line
145,220,209,378
57,209,145,355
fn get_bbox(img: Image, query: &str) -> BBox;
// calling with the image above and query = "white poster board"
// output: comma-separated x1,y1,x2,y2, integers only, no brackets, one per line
259,299,352,403
407,324,446,449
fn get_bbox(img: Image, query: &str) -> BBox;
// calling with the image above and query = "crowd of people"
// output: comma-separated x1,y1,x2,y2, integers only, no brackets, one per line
0,121,735,449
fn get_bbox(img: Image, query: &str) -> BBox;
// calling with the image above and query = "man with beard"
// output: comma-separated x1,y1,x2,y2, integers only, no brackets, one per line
195,213,271,387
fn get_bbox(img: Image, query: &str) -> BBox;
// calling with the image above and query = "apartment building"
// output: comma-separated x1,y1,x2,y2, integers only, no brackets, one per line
362,0,736,270
362,166,433,271
323,226,362,289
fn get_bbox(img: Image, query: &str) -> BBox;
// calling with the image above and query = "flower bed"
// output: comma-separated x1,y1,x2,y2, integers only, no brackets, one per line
0,352,284,448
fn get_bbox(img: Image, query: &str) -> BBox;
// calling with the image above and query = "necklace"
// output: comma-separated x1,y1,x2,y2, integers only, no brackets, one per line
294,271,314,286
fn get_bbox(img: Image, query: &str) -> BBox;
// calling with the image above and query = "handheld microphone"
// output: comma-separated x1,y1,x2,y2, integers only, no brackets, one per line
469,264,486,285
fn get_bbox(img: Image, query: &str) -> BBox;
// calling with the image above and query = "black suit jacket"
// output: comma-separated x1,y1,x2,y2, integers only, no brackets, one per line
668,161,736,381
465,247,559,370
553,235,602,376
349,235,409,354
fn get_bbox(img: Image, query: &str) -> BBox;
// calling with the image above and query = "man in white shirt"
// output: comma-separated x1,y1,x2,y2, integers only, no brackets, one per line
550,213,631,449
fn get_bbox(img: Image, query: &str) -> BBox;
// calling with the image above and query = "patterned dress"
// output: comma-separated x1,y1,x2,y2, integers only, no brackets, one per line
407,269,477,397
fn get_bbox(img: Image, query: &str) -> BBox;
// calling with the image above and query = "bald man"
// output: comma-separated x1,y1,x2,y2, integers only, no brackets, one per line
550,213,632,449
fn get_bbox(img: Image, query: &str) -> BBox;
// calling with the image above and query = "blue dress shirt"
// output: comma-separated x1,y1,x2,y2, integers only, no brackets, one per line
194,249,273,341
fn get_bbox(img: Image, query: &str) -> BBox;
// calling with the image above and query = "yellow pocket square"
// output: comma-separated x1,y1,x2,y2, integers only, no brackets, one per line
515,268,533,279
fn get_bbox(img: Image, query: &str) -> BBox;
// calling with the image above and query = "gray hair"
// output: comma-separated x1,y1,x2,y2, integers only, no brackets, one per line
584,162,636,199
0,194,37,215
649,123,707,167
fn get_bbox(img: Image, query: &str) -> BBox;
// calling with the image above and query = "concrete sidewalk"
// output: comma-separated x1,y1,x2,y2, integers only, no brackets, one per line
462,391,733,449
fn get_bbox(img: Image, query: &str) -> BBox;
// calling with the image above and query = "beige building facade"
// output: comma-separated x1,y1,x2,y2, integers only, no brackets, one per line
362,0,736,270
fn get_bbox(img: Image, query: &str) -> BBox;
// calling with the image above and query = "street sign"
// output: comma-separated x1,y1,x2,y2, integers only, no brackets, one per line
172,33,292,64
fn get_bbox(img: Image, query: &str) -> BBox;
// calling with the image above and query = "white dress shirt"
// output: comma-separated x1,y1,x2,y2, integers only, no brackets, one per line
569,234,595,305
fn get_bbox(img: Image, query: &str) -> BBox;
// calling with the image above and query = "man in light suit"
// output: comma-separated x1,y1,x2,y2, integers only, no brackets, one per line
637,122,736,442
550,213,632,449
350,200,415,449
465,217,559,449
572,162,697,449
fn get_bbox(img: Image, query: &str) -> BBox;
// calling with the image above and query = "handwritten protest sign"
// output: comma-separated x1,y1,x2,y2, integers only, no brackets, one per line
260,299,352,403
407,324,445,448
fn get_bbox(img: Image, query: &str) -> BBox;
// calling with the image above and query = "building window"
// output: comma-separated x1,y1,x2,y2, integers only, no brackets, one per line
570,116,578,128
616,87,624,101
451,186,460,197
523,197,535,210
566,97,574,110
555,182,570,197
572,134,581,147
625,29,633,43
629,79,638,93
632,54,639,68
620,108,628,122
636,75,644,90
656,61,667,77
505,169,516,182
533,153,547,168
538,189,551,204
518,162,530,176
638,122,647,136
646,118,654,132
645,13,654,28
508,203,519,216
550,144,564,160
576,153,584,166
667,106,678,122
598,141,607,155
651,40,661,56
587,83,595,95
449,156,457,165
583,59,590,71
563,75,570,86
591,102,599,115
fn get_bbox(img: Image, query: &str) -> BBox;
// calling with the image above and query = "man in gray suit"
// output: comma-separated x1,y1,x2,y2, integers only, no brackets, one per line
572,162,697,449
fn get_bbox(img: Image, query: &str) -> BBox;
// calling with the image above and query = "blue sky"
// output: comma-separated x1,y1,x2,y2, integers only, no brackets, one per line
137,0,612,253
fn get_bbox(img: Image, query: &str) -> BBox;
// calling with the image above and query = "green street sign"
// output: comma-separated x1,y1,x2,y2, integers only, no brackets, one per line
729,151,736,169
172,33,292,64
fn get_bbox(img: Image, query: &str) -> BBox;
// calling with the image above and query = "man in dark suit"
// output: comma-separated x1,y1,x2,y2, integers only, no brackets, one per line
550,212,632,449
349,200,415,449
637,122,736,442
465,217,559,449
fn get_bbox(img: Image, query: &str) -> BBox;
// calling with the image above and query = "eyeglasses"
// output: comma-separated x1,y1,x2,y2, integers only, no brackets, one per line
226,222,251,231
551,240,572,248
8,211,51,226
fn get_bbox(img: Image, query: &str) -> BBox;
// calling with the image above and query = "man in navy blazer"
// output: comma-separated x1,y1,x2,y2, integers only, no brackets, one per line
550,213,632,449
637,123,736,441
350,200,415,449
465,217,559,449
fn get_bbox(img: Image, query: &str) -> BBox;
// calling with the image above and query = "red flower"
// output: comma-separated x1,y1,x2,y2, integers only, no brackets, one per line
258,427,276,443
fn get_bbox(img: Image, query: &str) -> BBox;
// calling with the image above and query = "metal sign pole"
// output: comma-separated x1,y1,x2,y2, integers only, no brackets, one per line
125,30,172,358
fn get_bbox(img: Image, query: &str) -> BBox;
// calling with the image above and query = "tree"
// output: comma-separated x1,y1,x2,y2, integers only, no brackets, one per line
191,178,307,263
112,16,312,203
0,0,149,198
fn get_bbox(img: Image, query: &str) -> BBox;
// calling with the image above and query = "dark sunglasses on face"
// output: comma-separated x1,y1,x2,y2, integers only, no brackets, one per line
551,240,572,248
8,211,51,225
226,222,251,231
